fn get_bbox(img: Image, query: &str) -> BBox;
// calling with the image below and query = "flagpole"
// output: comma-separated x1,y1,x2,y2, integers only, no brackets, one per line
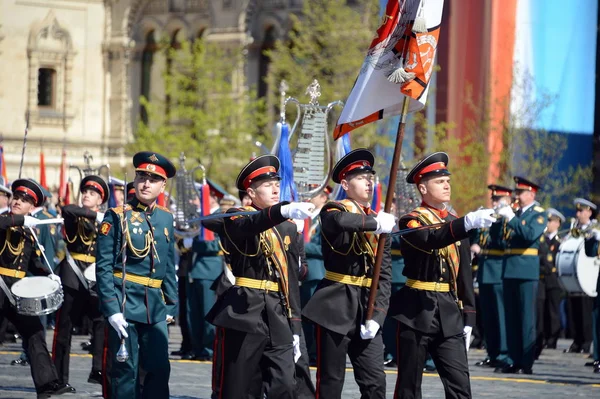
366,95,410,321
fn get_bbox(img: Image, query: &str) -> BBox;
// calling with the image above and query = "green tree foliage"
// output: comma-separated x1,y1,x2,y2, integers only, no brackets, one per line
133,38,267,190
265,0,390,150
418,78,592,214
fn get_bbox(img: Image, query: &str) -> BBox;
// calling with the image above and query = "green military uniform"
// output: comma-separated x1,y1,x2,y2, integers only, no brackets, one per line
96,152,178,399
475,223,510,367
499,177,546,374
187,221,222,360
383,234,406,365
474,185,513,368
300,214,325,364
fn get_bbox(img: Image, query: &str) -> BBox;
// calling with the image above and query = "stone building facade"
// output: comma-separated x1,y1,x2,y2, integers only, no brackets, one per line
0,0,302,188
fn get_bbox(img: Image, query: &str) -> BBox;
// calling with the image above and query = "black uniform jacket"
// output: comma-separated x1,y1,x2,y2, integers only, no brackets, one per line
205,203,302,346
539,233,561,290
389,209,476,337
302,201,392,335
59,204,99,290
0,213,48,297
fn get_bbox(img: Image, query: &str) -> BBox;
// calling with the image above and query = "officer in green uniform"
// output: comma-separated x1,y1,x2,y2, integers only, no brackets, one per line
187,186,221,361
473,185,512,369
96,151,178,399
495,176,546,374
300,186,329,365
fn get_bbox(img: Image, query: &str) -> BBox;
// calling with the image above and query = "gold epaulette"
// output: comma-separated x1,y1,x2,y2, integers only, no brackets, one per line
155,204,172,213
534,206,545,213
111,204,132,214
42,210,53,218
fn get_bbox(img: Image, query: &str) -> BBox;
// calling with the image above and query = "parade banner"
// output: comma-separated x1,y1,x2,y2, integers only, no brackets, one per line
39,151,47,189
334,0,444,139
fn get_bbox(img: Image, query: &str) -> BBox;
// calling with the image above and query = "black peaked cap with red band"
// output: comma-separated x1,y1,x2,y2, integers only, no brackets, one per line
332,148,375,184
406,152,450,184
236,155,281,191
126,182,136,201
133,151,176,179
487,184,512,198
11,179,45,207
513,176,541,193
80,175,110,204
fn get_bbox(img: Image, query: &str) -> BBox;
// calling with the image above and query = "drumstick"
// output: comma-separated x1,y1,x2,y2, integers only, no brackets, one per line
33,218,64,226
27,226,57,276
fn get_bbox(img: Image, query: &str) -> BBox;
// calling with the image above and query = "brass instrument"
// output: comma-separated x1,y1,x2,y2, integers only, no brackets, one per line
277,79,343,200
173,152,205,239
569,218,598,239
394,163,419,217
69,151,110,207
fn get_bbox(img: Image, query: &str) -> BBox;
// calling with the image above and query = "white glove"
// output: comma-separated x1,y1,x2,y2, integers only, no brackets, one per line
464,326,473,351
293,334,301,363
95,212,105,224
281,202,316,220
108,313,129,339
464,208,496,230
592,229,600,241
48,274,61,285
497,206,516,222
183,238,194,249
360,319,380,340
23,216,39,227
470,244,481,255
293,219,305,233
166,315,175,324
374,211,396,234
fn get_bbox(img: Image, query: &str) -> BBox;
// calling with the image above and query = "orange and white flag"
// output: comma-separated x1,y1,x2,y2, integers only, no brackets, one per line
334,0,444,140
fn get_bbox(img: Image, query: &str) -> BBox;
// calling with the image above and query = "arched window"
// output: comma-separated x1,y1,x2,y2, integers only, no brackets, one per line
258,26,277,99
140,30,156,124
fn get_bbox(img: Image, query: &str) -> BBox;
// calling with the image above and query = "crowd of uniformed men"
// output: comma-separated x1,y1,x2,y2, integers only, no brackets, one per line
0,148,599,399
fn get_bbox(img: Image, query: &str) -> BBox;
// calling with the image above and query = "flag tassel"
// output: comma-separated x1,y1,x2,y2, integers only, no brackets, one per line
387,58,416,84
412,1,427,33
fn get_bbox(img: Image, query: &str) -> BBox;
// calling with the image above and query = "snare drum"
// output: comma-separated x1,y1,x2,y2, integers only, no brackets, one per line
83,264,96,284
557,237,599,297
10,276,64,316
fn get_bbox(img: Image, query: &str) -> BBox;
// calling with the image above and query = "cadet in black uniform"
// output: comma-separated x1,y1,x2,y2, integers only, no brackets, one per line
52,175,109,392
302,149,395,398
389,153,495,399
535,208,565,357
0,179,68,398
206,155,315,399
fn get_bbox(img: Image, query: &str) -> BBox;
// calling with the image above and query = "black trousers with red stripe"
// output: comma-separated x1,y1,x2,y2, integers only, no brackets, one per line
52,285,106,384
394,321,471,399
213,327,295,399
315,324,385,399
0,296,59,391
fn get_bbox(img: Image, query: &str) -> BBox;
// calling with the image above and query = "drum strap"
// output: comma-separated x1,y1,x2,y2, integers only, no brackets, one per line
65,248,89,291
0,276,15,306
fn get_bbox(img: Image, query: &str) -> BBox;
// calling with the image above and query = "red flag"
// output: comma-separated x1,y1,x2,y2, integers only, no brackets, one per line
157,192,166,207
59,149,67,201
0,145,7,183
64,180,72,205
39,151,47,189
334,0,445,139
201,183,214,241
